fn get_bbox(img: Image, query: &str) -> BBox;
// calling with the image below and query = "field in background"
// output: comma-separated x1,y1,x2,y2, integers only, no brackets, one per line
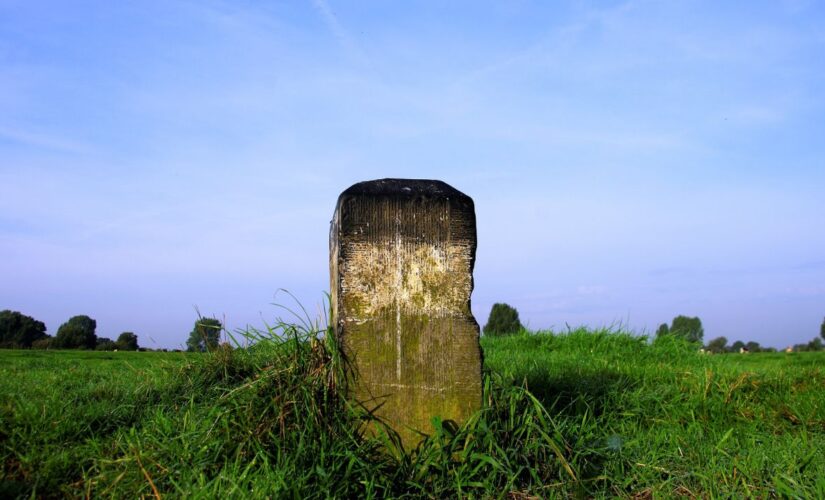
0,350,192,497
485,333,825,496
1,330,823,497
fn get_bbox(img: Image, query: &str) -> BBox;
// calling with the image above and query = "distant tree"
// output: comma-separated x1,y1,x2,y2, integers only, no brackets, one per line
821,317,825,341
730,340,746,353
807,337,823,352
96,338,116,351
0,310,48,348
655,323,670,338
54,315,97,349
670,315,704,343
483,303,523,336
745,341,762,353
186,318,222,352
705,336,728,354
116,332,139,351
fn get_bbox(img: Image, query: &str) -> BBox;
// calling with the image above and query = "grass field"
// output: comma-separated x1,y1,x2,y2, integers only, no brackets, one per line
2,328,823,498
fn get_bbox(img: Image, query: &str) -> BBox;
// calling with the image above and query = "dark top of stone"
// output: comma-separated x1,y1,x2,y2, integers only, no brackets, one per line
339,178,470,202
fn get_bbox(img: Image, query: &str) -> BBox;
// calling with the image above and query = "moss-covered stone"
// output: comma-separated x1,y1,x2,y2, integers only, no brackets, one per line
330,179,482,449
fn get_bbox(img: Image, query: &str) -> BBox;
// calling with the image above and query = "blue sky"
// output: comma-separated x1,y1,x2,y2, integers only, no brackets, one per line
2,0,824,349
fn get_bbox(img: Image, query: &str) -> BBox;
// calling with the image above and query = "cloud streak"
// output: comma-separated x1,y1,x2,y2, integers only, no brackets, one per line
310,0,369,65
0,126,93,155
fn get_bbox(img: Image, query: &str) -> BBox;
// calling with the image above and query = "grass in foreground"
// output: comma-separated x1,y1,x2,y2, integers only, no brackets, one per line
1,327,824,498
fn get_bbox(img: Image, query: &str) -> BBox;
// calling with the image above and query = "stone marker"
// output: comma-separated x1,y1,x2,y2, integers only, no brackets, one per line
330,179,482,448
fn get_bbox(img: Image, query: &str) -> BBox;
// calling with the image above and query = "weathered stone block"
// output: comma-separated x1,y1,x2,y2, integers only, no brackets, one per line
330,179,482,448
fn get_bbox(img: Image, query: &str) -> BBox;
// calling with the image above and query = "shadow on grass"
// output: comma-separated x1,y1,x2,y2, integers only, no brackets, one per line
498,368,637,491
522,368,635,418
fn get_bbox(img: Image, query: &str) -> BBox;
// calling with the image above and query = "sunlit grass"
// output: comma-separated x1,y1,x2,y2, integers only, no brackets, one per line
2,319,823,497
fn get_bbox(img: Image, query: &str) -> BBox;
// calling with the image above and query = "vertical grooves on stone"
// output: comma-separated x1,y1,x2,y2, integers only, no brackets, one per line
395,198,403,382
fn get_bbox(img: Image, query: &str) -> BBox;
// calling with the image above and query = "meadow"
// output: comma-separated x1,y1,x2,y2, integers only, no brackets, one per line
1,327,823,498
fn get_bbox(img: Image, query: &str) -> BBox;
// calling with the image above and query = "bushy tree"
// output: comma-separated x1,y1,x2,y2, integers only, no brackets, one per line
655,323,669,338
116,332,139,351
745,341,762,353
96,338,116,351
821,317,825,341
730,340,746,353
186,318,222,352
0,310,48,348
705,336,728,354
54,315,97,349
790,338,824,352
483,303,523,336
670,315,704,343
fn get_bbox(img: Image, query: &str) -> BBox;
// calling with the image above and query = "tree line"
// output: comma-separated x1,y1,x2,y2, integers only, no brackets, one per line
482,304,825,354
5,307,825,353
0,309,225,352
0,310,140,351
702,316,825,353
652,315,825,353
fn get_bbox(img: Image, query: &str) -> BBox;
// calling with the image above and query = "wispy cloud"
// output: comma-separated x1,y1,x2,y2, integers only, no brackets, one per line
449,1,639,88
577,285,608,296
309,0,369,65
649,267,693,277
795,260,825,271
0,126,92,155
